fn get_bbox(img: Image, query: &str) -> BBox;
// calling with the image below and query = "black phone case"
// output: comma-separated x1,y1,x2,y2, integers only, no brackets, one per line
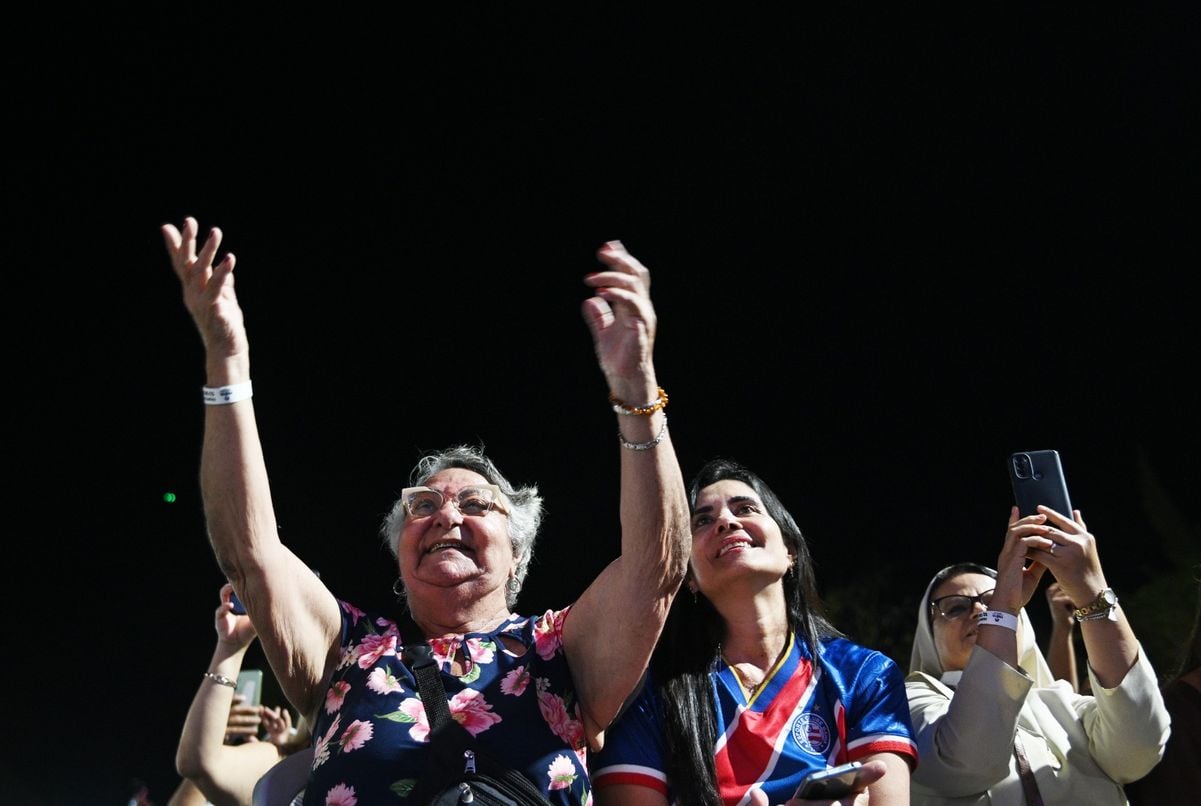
1008,449,1073,518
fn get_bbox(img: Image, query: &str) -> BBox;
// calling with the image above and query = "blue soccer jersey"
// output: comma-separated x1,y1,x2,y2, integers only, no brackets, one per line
592,633,917,805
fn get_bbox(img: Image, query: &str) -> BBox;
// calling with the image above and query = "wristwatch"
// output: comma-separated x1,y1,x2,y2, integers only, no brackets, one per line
1073,587,1118,622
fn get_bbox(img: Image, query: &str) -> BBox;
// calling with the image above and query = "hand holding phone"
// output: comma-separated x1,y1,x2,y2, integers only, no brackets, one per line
794,761,865,800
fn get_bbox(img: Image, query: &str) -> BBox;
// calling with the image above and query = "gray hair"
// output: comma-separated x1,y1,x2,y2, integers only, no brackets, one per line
380,445,543,608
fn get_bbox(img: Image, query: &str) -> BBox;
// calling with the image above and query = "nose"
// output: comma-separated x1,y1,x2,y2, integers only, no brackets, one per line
715,507,740,531
432,498,464,529
971,598,988,616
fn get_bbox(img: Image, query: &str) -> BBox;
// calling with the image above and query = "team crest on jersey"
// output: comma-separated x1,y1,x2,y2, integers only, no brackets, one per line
791,712,832,754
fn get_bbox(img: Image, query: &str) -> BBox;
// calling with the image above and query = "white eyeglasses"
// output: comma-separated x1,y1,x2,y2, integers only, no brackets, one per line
400,484,507,518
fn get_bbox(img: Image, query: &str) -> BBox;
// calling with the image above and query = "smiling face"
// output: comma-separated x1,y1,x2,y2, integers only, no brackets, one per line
397,467,516,606
930,572,996,672
688,479,795,599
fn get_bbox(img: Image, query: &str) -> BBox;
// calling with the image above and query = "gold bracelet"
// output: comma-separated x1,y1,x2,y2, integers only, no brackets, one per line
610,386,668,416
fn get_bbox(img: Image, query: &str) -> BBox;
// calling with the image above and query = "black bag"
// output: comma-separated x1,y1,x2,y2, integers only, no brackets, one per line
405,643,554,805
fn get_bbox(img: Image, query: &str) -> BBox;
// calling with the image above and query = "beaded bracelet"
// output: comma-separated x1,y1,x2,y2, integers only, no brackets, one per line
610,386,668,416
203,381,254,405
619,416,668,451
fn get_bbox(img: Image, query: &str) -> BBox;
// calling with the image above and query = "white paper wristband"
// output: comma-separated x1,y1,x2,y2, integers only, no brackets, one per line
977,610,1019,632
203,381,253,405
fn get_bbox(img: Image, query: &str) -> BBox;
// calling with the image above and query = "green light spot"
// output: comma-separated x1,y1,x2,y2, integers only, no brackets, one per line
163,492,177,503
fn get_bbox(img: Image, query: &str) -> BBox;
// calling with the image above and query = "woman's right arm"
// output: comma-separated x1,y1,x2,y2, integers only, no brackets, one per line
163,217,341,718
906,661,1029,796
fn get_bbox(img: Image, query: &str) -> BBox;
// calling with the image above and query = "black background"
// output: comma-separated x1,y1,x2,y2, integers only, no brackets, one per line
8,7,1200,803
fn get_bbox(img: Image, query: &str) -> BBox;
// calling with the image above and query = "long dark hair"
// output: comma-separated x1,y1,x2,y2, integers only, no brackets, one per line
652,458,841,806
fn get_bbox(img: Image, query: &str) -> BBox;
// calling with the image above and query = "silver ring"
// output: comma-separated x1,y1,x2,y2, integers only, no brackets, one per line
1048,543,1057,556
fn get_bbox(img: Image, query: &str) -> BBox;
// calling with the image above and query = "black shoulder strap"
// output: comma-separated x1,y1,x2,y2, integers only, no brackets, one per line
402,641,554,805
407,642,455,729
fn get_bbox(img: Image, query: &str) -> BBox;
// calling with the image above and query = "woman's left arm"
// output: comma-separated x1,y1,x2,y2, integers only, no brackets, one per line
176,584,286,805
566,241,690,749
859,752,911,805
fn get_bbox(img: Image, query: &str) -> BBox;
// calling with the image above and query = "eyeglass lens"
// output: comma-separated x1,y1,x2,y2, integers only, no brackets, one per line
935,590,995,620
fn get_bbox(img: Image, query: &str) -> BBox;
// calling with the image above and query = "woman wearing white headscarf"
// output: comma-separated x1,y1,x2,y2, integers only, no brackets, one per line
906,504,1170,805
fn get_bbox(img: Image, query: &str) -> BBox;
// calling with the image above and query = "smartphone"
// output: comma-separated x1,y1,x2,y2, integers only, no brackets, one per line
1008,450,1073,518
236,669,263,707
794,761,865,800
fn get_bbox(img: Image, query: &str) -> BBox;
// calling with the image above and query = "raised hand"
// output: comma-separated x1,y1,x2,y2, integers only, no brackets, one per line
581,240,657,386
1046,581,1077,630
214,582,257,650
1031,506,1109,608
161,216,246,361
991,506,1055,613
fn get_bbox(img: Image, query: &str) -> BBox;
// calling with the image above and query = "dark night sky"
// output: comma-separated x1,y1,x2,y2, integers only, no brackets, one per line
8,8,1201,803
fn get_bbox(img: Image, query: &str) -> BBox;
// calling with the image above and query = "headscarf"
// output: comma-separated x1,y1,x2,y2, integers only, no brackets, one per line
909,563,1055,689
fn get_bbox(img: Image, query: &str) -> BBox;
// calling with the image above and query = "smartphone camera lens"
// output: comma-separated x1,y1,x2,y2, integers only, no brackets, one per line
1013,454,1033,479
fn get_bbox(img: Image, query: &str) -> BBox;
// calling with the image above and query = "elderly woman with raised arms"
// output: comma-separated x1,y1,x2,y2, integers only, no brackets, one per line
162,218,690,804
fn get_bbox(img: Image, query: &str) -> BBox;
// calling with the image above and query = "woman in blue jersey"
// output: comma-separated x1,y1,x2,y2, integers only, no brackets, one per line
592,459,917,805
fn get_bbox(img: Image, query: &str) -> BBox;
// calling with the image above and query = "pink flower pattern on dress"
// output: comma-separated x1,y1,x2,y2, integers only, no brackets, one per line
325,680,351,713
501,665,531,696
547,755,578,790
324,783,357,806
399,685,505,744
449,687,504,736
312,714,342,769
464,636,496,666
533,609,566,660
337,644,361,670
356,633,398,669
313,603,591,803
429,636,459,668
537,678,587,766
366,666,403,695
398,696,431,742
339,601,366,625
339,719,374,752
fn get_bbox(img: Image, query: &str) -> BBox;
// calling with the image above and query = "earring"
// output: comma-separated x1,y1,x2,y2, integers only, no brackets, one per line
392,577,405,599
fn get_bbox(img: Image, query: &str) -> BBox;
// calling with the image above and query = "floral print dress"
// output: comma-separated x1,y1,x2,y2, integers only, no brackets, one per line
302,600,592,805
